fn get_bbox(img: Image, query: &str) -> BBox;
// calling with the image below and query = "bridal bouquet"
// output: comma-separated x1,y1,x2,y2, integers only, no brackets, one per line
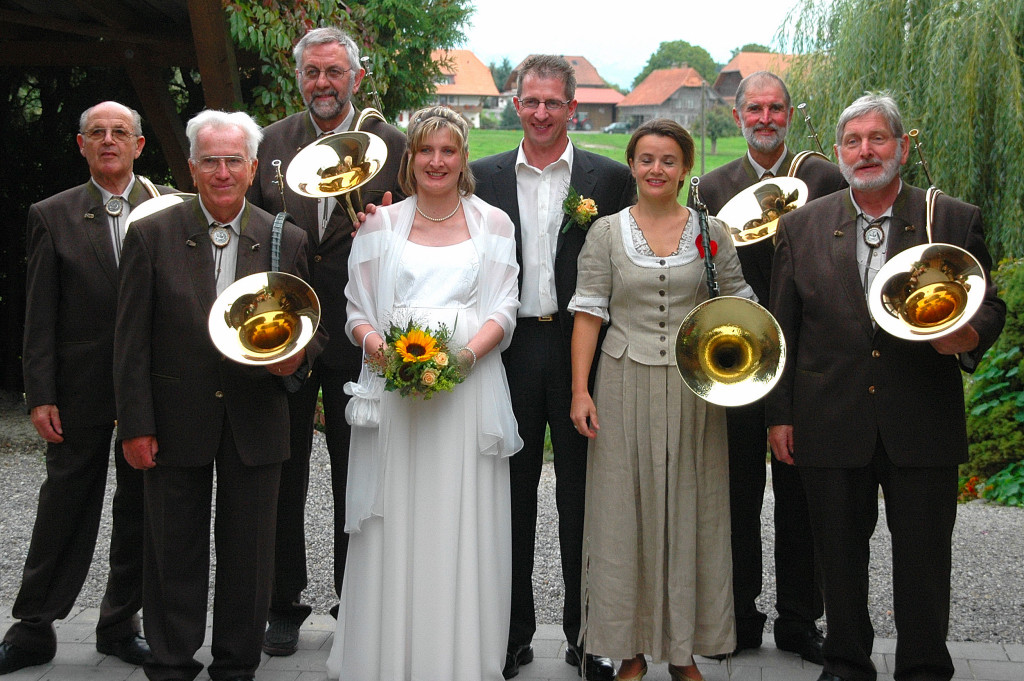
366,319,466,399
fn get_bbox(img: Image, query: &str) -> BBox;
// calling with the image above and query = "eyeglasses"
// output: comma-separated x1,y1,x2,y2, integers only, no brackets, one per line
194,156,249,173
82,127,135,143
517,98,572,111
300,66,353,81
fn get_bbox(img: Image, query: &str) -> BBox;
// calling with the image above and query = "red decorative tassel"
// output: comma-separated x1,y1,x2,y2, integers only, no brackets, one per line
696,234,718,258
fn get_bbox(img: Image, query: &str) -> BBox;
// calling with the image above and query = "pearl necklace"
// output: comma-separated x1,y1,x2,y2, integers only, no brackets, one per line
416,199,462,222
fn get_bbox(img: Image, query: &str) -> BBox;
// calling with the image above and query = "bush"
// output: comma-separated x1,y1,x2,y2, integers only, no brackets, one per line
981,461,1024,507
479,112,500,130
962,257,1024,480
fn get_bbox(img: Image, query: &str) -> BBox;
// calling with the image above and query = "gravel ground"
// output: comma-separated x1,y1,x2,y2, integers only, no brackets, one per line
2,391,1022,643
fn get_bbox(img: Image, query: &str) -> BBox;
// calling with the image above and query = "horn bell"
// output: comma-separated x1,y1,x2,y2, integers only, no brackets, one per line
868,243,986,341
285,130,388,199
717,176,808,247
675,296,787,407
208,271,321,366
124,193,194,232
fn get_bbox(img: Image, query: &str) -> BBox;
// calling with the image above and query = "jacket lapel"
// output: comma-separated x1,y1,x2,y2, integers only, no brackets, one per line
82,182,120,285
557,151,597,255
829,194,875,337
185,198,218,313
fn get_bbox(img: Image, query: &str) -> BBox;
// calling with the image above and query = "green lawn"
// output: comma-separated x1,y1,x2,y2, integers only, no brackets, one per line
467,130,749,201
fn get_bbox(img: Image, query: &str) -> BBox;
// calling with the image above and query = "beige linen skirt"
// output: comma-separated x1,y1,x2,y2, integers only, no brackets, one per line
580,353,736,664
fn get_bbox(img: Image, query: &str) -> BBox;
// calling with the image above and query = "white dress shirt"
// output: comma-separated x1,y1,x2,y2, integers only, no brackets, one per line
515,141,574,317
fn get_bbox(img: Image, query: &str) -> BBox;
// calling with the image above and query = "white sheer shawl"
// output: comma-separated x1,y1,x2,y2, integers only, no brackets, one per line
343,194,523,532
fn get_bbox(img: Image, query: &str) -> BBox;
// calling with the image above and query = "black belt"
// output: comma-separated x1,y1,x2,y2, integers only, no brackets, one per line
517,313,558,325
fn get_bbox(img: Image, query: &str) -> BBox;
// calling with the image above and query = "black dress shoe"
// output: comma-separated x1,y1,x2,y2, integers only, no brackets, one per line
565,643,615,681
0,640,54,674
262,619,300,656
97,633,150,665
502,643,534,679
775,627,825,665
816,672,847,681
222,676,256,681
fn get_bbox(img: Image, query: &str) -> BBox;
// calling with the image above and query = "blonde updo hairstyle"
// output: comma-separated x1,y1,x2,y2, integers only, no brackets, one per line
398,105,475,196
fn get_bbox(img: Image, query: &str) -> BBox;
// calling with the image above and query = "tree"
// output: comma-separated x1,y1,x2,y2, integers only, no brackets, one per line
489,57,513,92
781,0,1024,260
698,104,737,155
730,43,771,60
632,40,716,89
225,0,474,124
499,101,520,130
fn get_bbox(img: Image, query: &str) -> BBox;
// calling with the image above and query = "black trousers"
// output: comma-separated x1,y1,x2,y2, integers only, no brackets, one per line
142,424,281,681
503,319,588,648
800,439,957,681
269,350,360,623
724,400,821,643
4,424,143,655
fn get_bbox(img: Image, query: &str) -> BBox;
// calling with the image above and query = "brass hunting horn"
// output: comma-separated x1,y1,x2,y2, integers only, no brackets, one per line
285,61,391,224
675,177,787,406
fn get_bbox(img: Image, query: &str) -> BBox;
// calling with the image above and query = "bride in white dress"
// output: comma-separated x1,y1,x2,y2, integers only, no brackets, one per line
327,106,522,681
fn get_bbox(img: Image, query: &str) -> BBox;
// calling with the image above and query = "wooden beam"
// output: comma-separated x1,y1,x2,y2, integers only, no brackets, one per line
0,41,196,68
0,8,177,46
186,0,242,110
125,60,193,191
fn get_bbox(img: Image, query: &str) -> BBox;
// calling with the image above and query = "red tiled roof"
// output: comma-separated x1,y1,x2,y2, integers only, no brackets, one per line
619,67,705,107
432,49,501,96
503,55,609,91
717,52,794,80
574,87,624,105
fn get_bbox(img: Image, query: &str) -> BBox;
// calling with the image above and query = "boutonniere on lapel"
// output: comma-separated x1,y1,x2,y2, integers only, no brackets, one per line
695,234,717,258
561,186,598,233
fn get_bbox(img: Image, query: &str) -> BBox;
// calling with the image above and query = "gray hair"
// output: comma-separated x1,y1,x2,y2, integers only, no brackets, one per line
79,101,143,137
516,54,577,100
293,27,359,71
735,71,791,112
835,92,904,147
185,110,263,160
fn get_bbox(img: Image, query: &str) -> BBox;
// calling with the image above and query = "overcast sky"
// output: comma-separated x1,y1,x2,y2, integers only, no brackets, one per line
461,0,805,90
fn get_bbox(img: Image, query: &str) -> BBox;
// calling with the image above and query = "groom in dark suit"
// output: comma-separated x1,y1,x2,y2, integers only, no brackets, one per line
694,71,846,663
471,54,634,681
767,93,1005,681
1,100,172,675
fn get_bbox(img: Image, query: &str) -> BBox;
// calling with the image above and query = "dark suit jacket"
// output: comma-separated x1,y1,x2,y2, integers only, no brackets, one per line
695,150,847,303
766,184,1005,468
471,146,635,347
113,197,324,467
23,179,175,429
247,110,407,365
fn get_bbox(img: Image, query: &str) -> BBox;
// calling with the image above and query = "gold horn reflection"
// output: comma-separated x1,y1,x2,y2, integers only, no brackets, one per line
285,126,388,223
675,296,786,407
716,176,809,247
208,272,320,366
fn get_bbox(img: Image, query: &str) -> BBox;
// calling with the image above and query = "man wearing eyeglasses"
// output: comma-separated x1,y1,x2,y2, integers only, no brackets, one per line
471,55,634,681
1,101,174,675
246,26,407,657
115,110,324,681
691,71,846,665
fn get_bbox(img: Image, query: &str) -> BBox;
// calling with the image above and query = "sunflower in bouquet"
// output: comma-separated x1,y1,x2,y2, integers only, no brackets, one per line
366,319,466,399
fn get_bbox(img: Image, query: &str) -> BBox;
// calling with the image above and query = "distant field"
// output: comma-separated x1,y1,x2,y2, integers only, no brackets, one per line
466,130,749,202
467,130,748,165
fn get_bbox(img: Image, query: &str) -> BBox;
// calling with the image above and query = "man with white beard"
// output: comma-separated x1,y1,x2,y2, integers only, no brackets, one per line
693,71,846,663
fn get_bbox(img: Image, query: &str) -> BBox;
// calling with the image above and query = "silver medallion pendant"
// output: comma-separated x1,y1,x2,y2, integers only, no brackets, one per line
210,225,231,248
105,196,124,217
863,225,885,248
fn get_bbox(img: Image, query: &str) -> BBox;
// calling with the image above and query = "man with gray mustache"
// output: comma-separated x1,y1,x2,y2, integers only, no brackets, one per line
692,70,846,664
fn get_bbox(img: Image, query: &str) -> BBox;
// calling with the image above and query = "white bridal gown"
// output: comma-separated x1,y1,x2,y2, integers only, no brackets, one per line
327,239,512,681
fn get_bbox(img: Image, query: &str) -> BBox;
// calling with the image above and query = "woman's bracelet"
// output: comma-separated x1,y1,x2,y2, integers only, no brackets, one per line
362,331,382,356
462,346,477,369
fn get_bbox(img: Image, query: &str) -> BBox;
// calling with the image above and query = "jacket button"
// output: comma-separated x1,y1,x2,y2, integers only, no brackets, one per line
314,254,322,262
872,350,881,358
659,274,666,281
215,390,224,399
659,321,666,328
659,290,666,297
660,349,667,356
868,386,876,394
659,305,665,311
